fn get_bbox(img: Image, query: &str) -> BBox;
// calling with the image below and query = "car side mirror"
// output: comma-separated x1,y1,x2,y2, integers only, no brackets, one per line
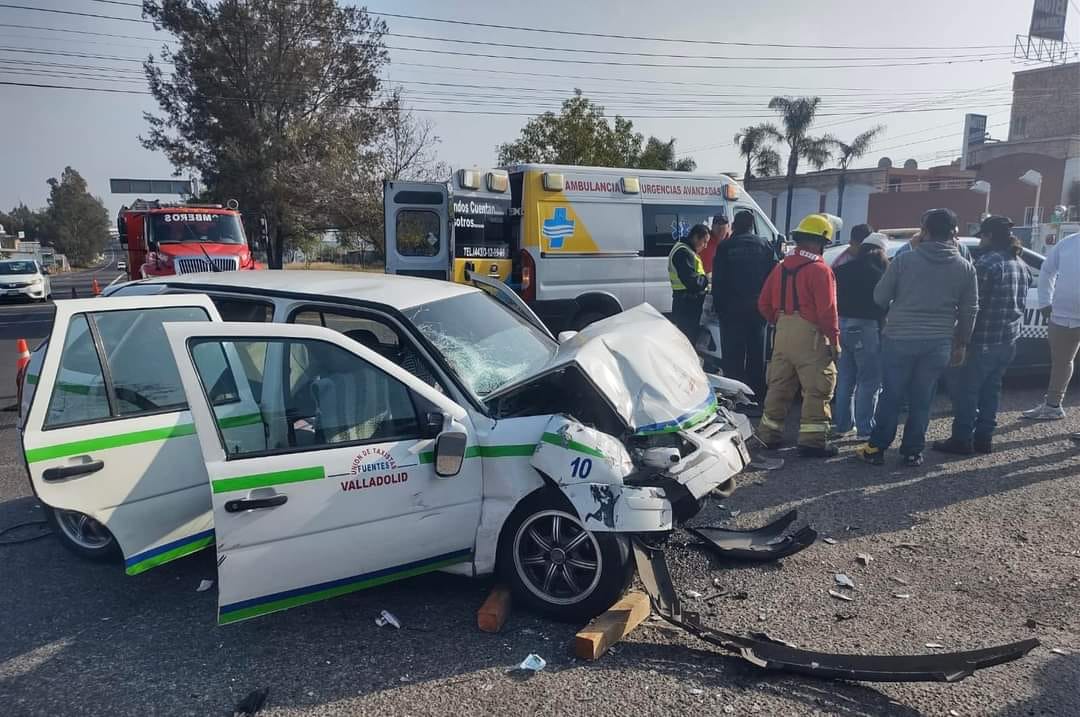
41,267,50,275
434,430,467,477
557,330,578,343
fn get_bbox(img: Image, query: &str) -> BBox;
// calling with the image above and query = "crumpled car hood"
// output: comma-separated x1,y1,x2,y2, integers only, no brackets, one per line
488,304,715,434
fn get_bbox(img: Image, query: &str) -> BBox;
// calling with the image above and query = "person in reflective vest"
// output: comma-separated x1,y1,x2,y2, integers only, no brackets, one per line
668,224,710,343
756,214,841,457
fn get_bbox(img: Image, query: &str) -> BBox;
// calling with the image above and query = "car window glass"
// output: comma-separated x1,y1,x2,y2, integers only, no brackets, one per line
641,204,722,257
94,306,210,416
190,338,420,458
291,308,444,392
44,314,110,428
396,210,441,257
211,297,274,322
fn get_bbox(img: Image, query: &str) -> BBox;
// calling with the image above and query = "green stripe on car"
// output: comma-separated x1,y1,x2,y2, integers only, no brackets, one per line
25,423,197,464
540,431,605,458
211,466,326,494
124,533,215,576
418,443,536,464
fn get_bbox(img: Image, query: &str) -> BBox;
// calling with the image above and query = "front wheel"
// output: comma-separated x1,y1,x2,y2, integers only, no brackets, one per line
497,489,633,621
44,506,120,562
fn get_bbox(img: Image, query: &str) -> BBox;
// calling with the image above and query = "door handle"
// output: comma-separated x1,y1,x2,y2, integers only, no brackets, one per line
224,494,288,513
42,459,104,482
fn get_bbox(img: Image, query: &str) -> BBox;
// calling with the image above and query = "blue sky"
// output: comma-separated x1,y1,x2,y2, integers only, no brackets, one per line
0,0,1076,218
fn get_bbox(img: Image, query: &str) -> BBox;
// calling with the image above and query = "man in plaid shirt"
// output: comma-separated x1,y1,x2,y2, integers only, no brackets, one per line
934,216,1028,455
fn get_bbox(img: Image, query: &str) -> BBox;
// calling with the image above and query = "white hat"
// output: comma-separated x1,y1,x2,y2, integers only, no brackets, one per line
861,232,889,251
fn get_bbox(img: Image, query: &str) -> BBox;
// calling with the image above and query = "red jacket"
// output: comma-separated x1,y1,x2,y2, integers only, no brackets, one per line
758,249,839,344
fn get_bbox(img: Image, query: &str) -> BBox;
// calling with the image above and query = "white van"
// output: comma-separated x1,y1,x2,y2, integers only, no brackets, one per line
385,165,782,332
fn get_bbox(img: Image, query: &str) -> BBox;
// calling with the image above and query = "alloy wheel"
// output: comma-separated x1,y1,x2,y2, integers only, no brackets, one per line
513,509,602,606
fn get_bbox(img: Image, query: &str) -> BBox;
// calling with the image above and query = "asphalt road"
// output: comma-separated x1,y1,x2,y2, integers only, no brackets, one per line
0,280,1077,715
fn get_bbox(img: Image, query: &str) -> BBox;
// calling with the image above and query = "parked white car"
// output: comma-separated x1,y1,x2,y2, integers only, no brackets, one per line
20,271,750,623
0,259,50,302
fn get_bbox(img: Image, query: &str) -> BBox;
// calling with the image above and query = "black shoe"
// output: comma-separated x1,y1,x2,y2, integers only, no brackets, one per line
973,436,993,454
798,444,839,458
902,452,924,467
932,437,974,455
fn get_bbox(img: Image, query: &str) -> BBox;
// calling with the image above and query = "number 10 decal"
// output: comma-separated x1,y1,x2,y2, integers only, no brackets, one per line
570,456,593,478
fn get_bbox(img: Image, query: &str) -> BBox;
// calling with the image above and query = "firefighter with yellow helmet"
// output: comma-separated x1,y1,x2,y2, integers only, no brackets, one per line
756,213,842,457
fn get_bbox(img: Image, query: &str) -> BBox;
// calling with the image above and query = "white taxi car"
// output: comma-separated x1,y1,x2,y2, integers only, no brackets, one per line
19,271,749,623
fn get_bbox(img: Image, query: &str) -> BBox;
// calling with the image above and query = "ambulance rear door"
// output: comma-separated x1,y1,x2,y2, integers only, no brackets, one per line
384,180,450,280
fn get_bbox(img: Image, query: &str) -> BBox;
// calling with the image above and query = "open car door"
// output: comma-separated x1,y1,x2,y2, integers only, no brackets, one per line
468,271,555,340
20,295,262,574
384,180,450,280
164,320,483,624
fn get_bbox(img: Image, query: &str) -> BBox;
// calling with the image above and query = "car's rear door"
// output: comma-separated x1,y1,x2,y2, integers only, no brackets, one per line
164,320,482,624
20,295,261,574
384,180,451,280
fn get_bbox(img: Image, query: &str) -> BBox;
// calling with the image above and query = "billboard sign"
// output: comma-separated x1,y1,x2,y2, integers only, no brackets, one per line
1030,0,1068,42
960,114,988,170
110,178,193,195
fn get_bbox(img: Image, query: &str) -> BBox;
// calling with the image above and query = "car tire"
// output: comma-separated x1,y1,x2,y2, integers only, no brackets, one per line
497,488,633,622
44,506,120,562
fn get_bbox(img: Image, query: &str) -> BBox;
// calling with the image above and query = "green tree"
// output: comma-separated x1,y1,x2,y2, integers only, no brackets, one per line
497,91,696,170
767,97,834,234
0,204,46,242
142,0,388,268
733,123,781,180
832,126,884,218
638,137,697,172
42,167,110,266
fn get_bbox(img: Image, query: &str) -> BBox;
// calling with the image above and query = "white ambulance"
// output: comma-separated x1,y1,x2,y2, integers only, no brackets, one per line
385,165,782,332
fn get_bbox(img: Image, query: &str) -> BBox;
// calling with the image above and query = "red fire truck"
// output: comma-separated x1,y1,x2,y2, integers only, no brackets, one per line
116,199,261,280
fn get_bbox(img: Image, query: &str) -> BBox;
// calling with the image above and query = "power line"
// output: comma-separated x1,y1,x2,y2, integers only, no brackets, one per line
385,32,1014,62
0,22,171,43
385,44,1017,70
0,79,1016,119
0,3,151,24
370,11,1019,51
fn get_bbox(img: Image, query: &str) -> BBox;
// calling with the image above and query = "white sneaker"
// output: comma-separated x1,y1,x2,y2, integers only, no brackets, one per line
1022,403,1066,420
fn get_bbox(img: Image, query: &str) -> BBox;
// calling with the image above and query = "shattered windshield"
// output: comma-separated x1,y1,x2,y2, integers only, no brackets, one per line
402,291,557,397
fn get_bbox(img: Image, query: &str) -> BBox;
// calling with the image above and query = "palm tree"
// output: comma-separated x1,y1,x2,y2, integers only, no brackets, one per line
733,123,781,180
767,96,834,234
833,126,884,218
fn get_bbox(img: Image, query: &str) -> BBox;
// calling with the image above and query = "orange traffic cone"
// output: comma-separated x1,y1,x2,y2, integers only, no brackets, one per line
92,278,101,296
16,338,29,373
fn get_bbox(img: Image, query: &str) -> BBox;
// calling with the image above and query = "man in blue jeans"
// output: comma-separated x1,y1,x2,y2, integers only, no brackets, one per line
934,216,1027,455
856,209,978,467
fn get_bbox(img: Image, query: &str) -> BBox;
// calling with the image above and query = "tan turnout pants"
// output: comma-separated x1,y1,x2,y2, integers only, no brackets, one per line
1047,321,1080,406
757,313,837,449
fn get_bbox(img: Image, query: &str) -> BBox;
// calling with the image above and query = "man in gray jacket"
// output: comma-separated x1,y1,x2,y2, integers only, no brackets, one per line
856,208,978,466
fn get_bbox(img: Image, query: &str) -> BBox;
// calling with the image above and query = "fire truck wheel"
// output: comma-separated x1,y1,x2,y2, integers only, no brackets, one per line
497,488,633,621
45,506,120,562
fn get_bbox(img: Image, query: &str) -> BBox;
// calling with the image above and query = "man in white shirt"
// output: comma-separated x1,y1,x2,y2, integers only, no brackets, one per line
1024,232,1080,419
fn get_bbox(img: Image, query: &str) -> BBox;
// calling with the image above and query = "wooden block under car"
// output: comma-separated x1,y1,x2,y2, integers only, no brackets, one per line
477,585,512,633
574,591,651,661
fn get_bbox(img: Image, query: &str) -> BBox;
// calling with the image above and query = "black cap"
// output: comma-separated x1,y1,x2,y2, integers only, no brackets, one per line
978,215,1014,238
921,208,958,237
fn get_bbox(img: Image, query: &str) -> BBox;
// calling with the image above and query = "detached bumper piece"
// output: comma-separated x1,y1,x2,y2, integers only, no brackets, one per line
685,509,817,562
631,540,1038,683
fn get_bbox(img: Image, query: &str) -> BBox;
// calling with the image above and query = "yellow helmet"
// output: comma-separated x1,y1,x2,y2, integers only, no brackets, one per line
791,213,835,245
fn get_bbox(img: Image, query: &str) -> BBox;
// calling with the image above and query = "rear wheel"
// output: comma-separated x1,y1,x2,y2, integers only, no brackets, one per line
44,506,120,562
498,489,633,621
